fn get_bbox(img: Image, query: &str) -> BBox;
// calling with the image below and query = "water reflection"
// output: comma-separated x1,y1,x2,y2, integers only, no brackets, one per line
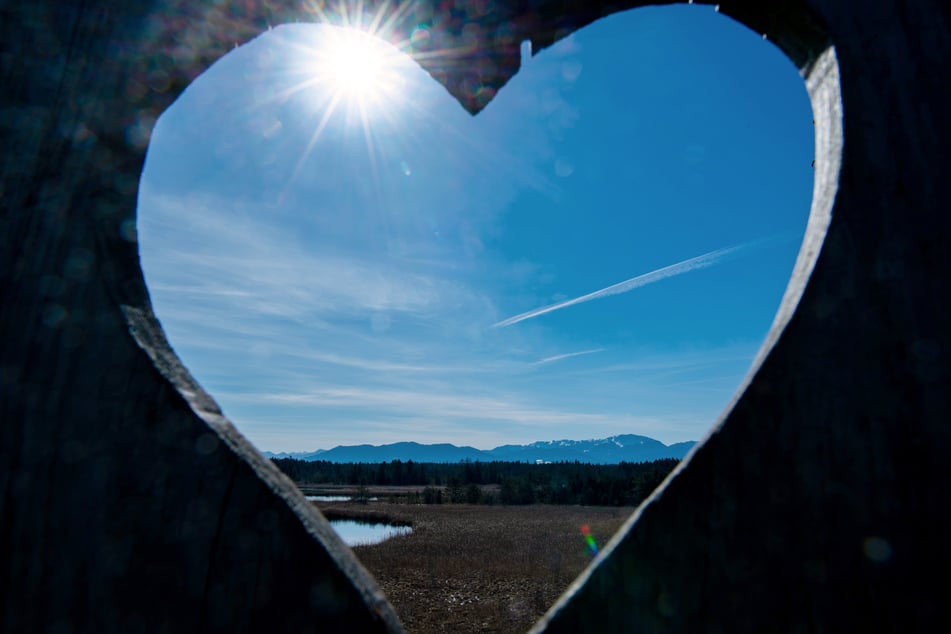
330,519,412,546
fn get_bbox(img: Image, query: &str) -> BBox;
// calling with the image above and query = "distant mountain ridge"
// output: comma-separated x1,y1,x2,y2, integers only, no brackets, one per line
265,434,695,465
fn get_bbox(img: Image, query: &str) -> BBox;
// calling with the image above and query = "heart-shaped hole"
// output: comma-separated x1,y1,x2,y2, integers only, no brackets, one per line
138,4,813,632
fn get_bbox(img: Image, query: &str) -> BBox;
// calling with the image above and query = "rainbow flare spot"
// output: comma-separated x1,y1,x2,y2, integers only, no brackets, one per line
580,524,599,556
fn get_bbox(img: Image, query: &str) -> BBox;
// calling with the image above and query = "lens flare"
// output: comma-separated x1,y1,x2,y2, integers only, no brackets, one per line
580,524,599,556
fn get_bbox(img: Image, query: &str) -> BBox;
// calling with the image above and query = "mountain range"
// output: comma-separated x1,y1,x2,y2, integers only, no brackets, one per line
265,434,695,465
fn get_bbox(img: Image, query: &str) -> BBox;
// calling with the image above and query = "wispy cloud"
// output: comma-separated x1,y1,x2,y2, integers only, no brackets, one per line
534,348,604,365
558,342,759,378
139,189,492,326
221,383,675,446
493,241,758,328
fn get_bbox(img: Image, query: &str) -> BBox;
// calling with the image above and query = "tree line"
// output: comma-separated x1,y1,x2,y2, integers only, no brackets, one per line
272,457,680,507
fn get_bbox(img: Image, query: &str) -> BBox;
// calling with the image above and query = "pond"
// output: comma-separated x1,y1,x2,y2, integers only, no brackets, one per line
329,519,413,546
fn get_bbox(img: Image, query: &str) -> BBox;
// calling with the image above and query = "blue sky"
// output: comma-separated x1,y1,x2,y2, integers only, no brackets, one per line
138,5,813,452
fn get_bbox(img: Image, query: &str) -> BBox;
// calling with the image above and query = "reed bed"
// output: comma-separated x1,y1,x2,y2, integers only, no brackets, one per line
317,501,633,633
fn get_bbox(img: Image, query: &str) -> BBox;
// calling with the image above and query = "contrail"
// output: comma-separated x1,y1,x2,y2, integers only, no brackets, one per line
535,348,605,365
493,241,754,328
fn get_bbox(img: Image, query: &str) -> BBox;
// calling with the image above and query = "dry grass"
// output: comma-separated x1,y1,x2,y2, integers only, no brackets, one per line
316,501,633,633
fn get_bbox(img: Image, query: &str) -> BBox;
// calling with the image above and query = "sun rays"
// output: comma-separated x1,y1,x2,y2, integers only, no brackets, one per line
319,28,395,102
273,1,487,188
284,25,406,187
251,2,409,190
211,0,504,201
304,18,407,115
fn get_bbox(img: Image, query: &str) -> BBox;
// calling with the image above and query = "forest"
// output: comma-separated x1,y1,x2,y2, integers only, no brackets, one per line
272,457,680,507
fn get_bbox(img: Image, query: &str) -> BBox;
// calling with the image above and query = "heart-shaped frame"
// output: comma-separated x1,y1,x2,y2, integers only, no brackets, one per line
2,0,948,632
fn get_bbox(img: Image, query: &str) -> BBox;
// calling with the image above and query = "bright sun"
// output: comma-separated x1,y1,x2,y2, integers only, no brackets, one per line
285,20,413,184
316,27,402,107
325,32,385,96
